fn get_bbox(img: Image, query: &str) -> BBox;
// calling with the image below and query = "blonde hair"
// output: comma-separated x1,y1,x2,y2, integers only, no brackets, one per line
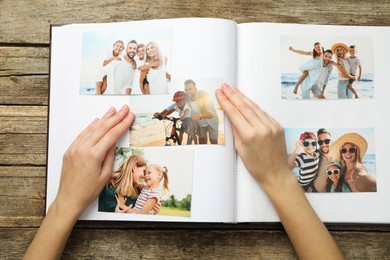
147,164,169,193
145,41,163,63
111,155,146,199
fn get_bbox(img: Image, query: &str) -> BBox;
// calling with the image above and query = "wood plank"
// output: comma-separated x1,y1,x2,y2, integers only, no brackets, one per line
0,133,47,165
1,228,390,259
0,166,46,177
0,47,49,76
0,76,48,105
1,0,390,44
0,105,47,134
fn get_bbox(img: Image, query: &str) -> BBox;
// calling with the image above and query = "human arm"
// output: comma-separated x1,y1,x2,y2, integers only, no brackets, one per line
103,56,121,66
215,83,343,260
337,59,356,80
23,105,135,259
130,198,158,214
289,46,312,56
287,141,301,169
358,64,362,81
139,69,150,94
192,112,212,122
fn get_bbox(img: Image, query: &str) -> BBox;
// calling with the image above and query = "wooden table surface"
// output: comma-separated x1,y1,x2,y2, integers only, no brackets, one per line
1,1,390,259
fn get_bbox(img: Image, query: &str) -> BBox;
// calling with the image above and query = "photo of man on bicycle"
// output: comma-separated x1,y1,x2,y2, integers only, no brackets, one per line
184,79,219,144
154,90,198,145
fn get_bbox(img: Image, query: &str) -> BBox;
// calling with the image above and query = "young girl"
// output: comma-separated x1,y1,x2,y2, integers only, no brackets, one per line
289,42,325,95
95,40,125,94
131,164,169,215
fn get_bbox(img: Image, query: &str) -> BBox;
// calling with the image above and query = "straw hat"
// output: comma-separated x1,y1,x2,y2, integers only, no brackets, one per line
329,133,368,163
331,43,349,55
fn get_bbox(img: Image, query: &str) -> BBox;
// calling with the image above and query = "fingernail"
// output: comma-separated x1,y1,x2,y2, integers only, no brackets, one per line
104,107,116,117
119,105,129,114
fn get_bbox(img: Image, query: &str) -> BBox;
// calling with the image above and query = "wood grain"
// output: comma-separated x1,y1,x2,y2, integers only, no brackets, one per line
1,0,390,259
1,0,389,44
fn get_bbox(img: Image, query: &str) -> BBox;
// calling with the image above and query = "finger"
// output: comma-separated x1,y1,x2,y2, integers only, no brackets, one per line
93,110,135,157
86,105,132,148
221,84,266,126
72,107,117,147
215,85,253,138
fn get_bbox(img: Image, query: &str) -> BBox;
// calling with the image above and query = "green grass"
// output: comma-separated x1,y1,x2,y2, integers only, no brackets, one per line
159,207,191,217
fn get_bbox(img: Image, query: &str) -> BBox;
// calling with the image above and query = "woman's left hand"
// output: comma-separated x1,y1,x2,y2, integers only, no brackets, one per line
54,105,135,218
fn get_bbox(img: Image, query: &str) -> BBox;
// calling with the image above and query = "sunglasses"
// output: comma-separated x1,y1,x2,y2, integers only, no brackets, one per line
302,141,317,147
327,169,340,175
341,147,357,154
318,139,331,145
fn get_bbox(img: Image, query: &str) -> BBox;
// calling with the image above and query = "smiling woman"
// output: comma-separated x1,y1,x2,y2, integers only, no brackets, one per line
330,133,377,192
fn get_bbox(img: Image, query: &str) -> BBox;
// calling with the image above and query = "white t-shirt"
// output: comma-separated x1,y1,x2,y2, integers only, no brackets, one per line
166,103,192,118
104,59,136,95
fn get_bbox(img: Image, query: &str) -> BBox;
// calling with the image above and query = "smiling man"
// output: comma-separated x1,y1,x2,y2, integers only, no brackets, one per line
313,128,333,192
298,49,334,99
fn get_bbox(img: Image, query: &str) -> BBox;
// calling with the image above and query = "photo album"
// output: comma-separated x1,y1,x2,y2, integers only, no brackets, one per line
48,18,390,223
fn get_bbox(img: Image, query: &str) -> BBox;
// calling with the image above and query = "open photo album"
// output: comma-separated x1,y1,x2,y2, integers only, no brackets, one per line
48,18,390,223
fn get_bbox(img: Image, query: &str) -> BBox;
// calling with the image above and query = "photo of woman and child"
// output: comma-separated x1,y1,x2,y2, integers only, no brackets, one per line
80,30,172,95
98,148,193,217
280,35,373,100
286,128,377,193
129,78,225,147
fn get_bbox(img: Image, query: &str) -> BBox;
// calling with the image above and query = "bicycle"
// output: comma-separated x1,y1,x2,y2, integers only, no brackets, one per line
154,115,198,145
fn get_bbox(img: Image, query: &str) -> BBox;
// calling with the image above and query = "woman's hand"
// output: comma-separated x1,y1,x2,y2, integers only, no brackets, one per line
215,83,290,189
24,105,135,259
54,105,135,218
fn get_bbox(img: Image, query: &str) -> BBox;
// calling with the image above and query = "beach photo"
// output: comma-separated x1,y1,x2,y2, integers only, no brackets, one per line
280,35,374,100
285,127,376,193
98,147,193,217
80,28,172,95
129,78,225,147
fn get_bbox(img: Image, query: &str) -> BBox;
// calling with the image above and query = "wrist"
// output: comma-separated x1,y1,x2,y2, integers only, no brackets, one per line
49,197,82,225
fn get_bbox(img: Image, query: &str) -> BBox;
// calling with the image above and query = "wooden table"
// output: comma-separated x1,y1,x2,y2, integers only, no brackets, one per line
1,1,390,258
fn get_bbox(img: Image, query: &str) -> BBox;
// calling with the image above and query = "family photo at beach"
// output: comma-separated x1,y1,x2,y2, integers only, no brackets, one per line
129,78,225,147
79,29,172,95
280,35,374,100
98,147,193,217
285,128,377,193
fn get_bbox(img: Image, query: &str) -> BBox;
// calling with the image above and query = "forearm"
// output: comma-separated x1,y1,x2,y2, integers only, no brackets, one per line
24,200,80,259
263,173,343,260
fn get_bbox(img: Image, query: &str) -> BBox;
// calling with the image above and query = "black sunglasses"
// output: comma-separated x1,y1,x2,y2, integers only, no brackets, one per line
318,139,331,145
327,169,340,175
302,141,317,147
341,147,356,154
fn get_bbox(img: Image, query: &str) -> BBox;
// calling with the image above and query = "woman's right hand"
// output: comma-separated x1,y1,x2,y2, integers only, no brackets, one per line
215,83,291,189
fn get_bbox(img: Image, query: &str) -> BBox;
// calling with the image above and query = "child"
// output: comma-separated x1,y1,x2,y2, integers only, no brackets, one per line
131,43,149,94
289,42,324,95
325,160,351,192
287,131,320,192
95,40,125,94
131,164,169,215
346,45,362,98
153,91,198,144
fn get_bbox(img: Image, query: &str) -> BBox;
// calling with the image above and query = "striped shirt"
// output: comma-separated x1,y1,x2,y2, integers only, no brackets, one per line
134,187,162,215
295,151,320,186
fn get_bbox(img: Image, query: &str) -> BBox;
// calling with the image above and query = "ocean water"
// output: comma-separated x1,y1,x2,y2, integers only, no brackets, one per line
281,73,374,100
130,112,161,130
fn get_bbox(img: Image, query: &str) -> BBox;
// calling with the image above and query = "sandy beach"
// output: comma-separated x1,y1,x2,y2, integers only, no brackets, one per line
130,117,226,147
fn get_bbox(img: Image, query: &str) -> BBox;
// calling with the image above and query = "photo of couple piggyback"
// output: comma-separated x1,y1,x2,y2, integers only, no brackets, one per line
288,128,377,193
